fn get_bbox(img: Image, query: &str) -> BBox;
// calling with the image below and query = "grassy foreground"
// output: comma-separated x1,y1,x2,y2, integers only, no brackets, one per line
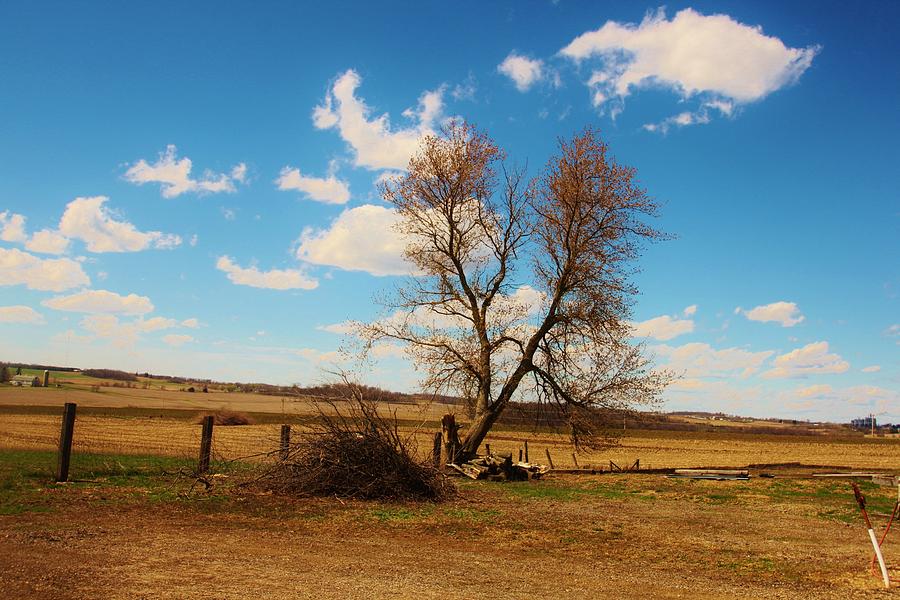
0,449,245,515
1,448,899,599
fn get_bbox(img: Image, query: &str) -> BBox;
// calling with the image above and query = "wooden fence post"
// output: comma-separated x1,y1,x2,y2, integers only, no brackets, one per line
55,402,77,482
432,432,443,469
441,414,459,465
279,424,291,460
198,415,214,473
518,448,523,462
524,440,529,463
545,448,554,469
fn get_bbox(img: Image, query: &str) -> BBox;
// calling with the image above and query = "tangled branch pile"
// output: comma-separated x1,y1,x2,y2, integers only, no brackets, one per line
263,389,452,501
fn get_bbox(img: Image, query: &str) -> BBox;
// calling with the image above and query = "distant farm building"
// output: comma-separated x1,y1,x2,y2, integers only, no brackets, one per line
850,416,876,430
11,375,40,387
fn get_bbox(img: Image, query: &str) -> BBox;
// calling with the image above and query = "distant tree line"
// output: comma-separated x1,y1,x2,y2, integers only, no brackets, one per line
82,369,137,382
1,362,79,373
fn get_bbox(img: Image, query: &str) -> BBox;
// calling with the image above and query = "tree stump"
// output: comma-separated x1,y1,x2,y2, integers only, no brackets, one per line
440,414,461,465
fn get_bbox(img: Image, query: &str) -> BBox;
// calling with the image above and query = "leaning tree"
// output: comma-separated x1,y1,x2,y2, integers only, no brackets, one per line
367,121,669,461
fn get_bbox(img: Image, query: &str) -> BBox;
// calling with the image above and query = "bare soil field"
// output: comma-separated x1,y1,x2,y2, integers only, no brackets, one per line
0,384,445,419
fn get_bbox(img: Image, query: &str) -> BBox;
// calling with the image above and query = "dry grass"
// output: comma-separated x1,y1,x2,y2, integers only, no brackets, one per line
2,412,899,470
2,466,899,599
2,381,897,470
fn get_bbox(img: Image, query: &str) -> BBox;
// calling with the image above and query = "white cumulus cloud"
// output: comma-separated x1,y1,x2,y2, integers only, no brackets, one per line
738,301,804,327
124,145,246,198
632,314,694,341
59,196,181,252
276,164,351,205
794,383,833,398
216,256,318,290
292,347,346,365
560,8,819,124
136,316,178,332
0,247,90,291
25,229,70,255
653,342,774,378
0,305,45,324
163,334,194,347
77,314,193,347
312,69,444,171
296,204,414,276
498,52,545,91
318,321,359,335
42,289,154,315
861,365,881,373
79,315,138,347
0,211,27,243
502,285,546,316
762,341,849,379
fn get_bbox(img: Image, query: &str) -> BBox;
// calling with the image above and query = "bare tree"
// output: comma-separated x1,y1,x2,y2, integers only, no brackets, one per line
368,121,669,461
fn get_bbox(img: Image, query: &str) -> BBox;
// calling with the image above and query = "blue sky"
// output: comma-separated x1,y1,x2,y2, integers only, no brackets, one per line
1,1,897,422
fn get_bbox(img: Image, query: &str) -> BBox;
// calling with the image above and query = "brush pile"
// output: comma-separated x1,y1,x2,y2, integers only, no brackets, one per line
263,390,452,501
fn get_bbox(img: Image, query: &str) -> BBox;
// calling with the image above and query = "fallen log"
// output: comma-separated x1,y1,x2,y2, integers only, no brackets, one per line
448,463,482,480
674,469,749,477
812,472,881,478
667,473,750,481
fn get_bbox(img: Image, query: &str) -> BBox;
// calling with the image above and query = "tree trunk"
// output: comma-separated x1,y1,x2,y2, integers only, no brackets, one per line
440,414,461,465
456,406,503,462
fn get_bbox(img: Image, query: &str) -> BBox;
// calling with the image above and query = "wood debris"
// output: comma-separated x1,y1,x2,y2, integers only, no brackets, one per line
872,474,900,488
448,454,550,481
667,469,750,481
812,472,881,478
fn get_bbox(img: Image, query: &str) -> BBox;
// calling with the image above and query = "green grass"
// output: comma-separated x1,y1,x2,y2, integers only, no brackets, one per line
503,480,656,502
762,479,896,523
503,480,584,501
0,449,247,515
